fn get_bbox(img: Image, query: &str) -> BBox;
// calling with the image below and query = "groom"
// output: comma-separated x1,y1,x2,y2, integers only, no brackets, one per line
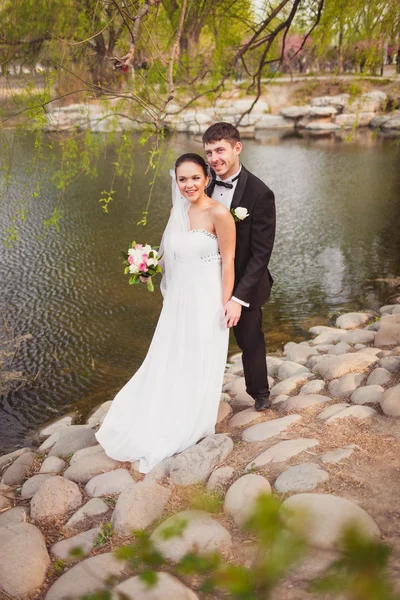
203,122,276,411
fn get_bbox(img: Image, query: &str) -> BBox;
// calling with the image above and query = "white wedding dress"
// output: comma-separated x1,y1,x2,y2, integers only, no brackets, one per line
96,224,229,473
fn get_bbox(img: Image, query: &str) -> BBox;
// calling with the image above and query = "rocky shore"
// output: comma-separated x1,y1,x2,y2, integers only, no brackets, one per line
44,89,400,137
1,303,400,599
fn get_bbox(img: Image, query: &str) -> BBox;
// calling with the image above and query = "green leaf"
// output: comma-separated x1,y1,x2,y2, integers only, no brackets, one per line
139,570,158,587
147,277,154,292
124,267,130,275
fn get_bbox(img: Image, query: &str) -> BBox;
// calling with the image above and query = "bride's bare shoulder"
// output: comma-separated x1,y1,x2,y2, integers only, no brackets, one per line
209,199,230,218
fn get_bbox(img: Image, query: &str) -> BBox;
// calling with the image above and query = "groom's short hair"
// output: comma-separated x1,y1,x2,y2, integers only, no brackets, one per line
202,122,241,146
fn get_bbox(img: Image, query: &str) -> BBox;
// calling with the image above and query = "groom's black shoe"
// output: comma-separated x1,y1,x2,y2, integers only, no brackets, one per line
254,393,271,412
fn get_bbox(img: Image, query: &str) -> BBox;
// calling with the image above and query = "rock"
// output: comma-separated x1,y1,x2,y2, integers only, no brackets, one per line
0,522,50,597
31,476,82,520
281,394,329,411
229,407,260,428
335,112,375,127
0,506,27,526
246,438,319,469
217,401,233,423
342,330,375,345
301,120,341,131
224,474,271,526
336,312,371,329
87,401,112,427
143,458,173,484
49,426,98,458
300,380,325,394
64,450,120,483
328,342,352,355
321,445,356,464
317,403,350,420
0,447,32,471
114,572,198,600
0,483,13,510
39,416,73,441
374,319,400,347
309,326,341,335
272,394,290,405
380,356,400,373
44,553,128,600
51,527,99,560
325,405,377,423
242,414,301,442
309,106,337,117
226,360,243,375
359,347,383,356
85,469,135,497
254,115,293,129
38,424,95,453
354,343,367,350
112,482,171,534
270,373,314,396
280,106,310,119
283,343,319,365
266,356,283,376
151,510,232,562
223,376,253,406
367,367,392,386
380,385,400,417
207,467,234,494
277,361,309,380
21,474,53,499
275,463,329,493
328,373,366,398
351,385,384,405
280,493,380,549
64,498,109,530
314,353,378,381
70,444,103,464
1,451,36,486
307,353,336,370
39,456,67,474
347,91,387,113
310,94,349,108
310,329,347,345
379,304,400,315
381,116,400,130
170,434,233,486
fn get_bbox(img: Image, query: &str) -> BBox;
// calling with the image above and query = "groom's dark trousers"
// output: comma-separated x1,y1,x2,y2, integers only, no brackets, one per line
208,165,276,400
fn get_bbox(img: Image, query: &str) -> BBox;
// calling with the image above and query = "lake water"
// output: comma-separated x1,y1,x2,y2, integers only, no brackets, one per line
1,130,399,453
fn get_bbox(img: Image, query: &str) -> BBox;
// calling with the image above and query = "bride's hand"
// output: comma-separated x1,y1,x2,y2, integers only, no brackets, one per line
224,299,242,328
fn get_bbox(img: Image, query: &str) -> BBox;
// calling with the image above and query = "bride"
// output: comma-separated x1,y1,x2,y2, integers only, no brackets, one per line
96,153,236,473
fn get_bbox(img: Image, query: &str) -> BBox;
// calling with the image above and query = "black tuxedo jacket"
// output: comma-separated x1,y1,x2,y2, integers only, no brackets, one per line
208,165,276,308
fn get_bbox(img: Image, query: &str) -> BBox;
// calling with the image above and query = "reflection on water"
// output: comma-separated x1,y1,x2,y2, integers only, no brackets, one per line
0,131,399,452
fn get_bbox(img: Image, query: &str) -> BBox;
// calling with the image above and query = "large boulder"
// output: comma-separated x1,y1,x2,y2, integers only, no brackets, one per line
310,94,349,109
336,312,371,330
0,483,14,511
351,385,384,405
280,394,330,411
341,330,375,345
242,414,301,442
44,553,128,600
30,476,82,520
224,474,271,526
39,416,73,441
380,385,400,417
39,424,94,453
317,403,350,421
87,401,112,427
328,373,366,398
229,407,261,428
280,493,380,549
270,373,314,397
39,456,67,474
367,368,391,386
169,434,233,486
85,469,135,497
112,482,171,534
151,510,231,562
247,438,319,469
1,451,36,486
274,463,329,493
0,506,27,526
64,450,120,483
48,426,97,458
50,527,99,560
0,522,50,597
64,498,109,530
280,106,310,119
206,466,234,494
21,474,53,499
314,353,378,381
0,447,32,471
277,361,309,380
283,342,319,365
114,572,199,600
325,405,376,423
374,314,400,347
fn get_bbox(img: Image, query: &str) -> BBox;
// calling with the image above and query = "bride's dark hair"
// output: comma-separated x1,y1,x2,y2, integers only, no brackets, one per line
175,153,209,178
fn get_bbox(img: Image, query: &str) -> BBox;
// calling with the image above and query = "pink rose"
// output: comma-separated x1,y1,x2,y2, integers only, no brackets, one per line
142,254,148,262
128,255,134,264
135,244,143,249
139,262,148,272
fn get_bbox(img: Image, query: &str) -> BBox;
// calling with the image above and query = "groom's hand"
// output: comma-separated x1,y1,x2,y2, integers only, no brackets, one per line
224,300,242,328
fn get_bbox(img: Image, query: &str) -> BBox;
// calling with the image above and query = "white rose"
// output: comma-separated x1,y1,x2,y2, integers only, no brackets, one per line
147,257,158,267
234,207,249,220
128,248,136,256
143,244,152,254
129,264,139,274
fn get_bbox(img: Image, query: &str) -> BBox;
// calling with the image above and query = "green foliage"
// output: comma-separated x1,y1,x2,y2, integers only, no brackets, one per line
93,521,114,548
48,559,67,577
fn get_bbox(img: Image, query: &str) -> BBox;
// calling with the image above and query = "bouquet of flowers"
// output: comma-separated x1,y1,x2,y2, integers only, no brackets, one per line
122,242,162,292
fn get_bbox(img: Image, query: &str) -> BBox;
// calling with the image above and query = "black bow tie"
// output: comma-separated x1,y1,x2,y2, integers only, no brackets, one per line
214,174,240,189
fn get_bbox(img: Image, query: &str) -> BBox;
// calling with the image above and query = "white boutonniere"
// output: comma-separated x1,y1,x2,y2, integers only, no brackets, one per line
231,207,249,222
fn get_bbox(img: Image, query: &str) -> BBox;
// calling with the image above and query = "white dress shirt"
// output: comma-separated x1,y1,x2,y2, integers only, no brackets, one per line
211,166,250,308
